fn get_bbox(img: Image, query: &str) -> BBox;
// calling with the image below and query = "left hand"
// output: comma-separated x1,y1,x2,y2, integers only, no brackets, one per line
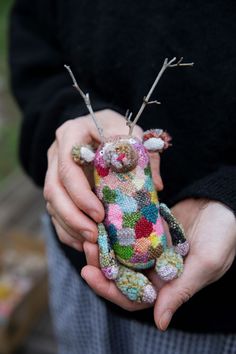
82,198,236,327
154,198,236,330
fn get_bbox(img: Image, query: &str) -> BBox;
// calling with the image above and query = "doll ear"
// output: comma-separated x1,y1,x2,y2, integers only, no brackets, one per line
143,129,172,152
71,144,96,165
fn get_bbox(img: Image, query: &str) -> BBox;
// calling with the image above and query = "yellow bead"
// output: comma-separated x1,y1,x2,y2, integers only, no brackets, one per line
150,191,158,204
149,233,160,248
94,169,100,186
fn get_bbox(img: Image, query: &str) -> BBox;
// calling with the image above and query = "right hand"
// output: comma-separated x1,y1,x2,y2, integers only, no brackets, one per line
44,109,143,251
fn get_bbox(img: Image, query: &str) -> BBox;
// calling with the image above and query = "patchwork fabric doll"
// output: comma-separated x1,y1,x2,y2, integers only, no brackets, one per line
65,57,193,303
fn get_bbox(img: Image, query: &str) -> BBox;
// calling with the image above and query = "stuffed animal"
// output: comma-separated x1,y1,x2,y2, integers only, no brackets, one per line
65,57,193,303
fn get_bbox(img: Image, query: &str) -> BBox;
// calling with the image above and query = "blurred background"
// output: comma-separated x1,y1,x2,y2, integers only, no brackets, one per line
0,1,57,353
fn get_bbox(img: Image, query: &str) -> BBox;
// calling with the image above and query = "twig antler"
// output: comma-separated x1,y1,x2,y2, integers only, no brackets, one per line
64,65,104,141
128,57,194,135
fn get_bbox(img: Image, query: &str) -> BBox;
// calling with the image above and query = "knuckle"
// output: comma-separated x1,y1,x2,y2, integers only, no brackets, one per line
47,145,54,159
55,120,73,140
58,235,69,246
177,287,192,306
43,182,54,202
63,213,75,230
55,127,62,141
62,213,84,236
57,231,70,246
45,202,52,214
58,160,71,183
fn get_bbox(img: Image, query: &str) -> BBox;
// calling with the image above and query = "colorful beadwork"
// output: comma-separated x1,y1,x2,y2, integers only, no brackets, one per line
66,58,192,304
72,134,189,303
94,136,166,270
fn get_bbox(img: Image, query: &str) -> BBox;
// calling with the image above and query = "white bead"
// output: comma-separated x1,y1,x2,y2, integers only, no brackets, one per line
143,137,164,151
80,146,95,162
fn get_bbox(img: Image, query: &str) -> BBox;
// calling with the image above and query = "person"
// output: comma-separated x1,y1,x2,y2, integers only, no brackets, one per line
9,0,236,353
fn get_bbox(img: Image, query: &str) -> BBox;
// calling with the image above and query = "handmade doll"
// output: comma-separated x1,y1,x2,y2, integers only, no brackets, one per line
65,57,193,303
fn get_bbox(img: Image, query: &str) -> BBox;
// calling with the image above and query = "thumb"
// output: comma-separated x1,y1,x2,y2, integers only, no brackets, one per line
148,152,163,191
154,256,205,331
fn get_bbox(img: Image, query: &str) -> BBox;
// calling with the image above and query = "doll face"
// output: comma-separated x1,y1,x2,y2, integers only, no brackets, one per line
95,136,143,173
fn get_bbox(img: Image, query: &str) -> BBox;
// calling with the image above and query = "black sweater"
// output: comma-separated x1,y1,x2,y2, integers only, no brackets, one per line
9,0,236,333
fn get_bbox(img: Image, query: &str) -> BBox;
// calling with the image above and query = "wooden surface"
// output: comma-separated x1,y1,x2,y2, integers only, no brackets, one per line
0,170,57,354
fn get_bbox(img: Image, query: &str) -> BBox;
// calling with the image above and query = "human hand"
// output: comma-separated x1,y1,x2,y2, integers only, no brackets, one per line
82,199,236,319
154,198,236,331
44,109,144,251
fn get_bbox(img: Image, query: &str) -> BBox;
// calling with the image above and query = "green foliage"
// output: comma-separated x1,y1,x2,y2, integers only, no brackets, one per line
0,119,20,181
0,0,20,182
0,0,14,66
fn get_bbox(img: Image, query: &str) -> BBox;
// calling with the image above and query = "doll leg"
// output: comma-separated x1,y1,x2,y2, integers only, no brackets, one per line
159,203,189,256
155,247,184,281
98,223,156,303
155,203,189,281
97,223,119,280
115,265,157,303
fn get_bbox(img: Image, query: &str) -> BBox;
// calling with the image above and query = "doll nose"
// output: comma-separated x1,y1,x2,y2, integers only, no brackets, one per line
117,153,126,161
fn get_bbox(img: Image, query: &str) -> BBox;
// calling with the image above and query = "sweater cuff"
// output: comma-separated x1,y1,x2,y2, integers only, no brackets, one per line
169,166,236,216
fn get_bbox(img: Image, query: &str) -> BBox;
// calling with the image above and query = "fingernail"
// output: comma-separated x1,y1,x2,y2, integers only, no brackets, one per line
81,230,93,240
159,310,173,331
91,210,102,222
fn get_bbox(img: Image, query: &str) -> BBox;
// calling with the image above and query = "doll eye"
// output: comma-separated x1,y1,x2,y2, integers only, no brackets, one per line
99,150,104,156
129,138,136,144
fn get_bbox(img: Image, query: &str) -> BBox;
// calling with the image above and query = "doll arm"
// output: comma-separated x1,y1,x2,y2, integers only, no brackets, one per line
159,203,189,256
97,223,119,280
71,144,96,165
143,129,172,153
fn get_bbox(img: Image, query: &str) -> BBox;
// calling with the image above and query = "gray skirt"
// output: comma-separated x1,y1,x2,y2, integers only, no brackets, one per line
43,216,236,354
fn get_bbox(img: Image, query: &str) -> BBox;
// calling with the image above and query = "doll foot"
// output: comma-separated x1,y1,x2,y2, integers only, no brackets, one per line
102,265,119,280
156,264,178,281
115,265,157,303
143,284,157,303
175,241,190,257
156,248,184,281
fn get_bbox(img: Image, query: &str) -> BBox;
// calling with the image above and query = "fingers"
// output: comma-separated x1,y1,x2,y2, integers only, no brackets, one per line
83,241,100,267
55,123,105,223
132,124,144,140
81,265,151,311
47,203,84,241
44,148,99,243
154,255,206,331
82,241,152,311
52,217,83,251
44,110,145,254
148,152,163,191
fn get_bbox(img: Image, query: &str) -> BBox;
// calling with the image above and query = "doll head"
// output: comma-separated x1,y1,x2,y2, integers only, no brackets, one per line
94,136,139,173
72,130,172,168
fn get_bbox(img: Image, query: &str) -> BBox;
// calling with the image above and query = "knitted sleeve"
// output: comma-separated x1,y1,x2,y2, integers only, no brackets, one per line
170,165,236,216
9,0,120,187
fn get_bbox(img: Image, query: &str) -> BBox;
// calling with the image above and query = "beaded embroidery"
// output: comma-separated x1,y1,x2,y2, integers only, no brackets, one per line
65,57,193,303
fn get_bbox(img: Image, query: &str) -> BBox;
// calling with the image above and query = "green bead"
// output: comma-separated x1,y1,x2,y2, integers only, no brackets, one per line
144,166,151,176
102,186,117,203
123,212,142,228
113,243,134,260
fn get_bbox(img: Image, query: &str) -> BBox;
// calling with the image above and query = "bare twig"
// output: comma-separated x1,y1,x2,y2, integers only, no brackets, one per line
146,100,161,105
125,109,133,128
64,65,104,140
129,57,194,135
